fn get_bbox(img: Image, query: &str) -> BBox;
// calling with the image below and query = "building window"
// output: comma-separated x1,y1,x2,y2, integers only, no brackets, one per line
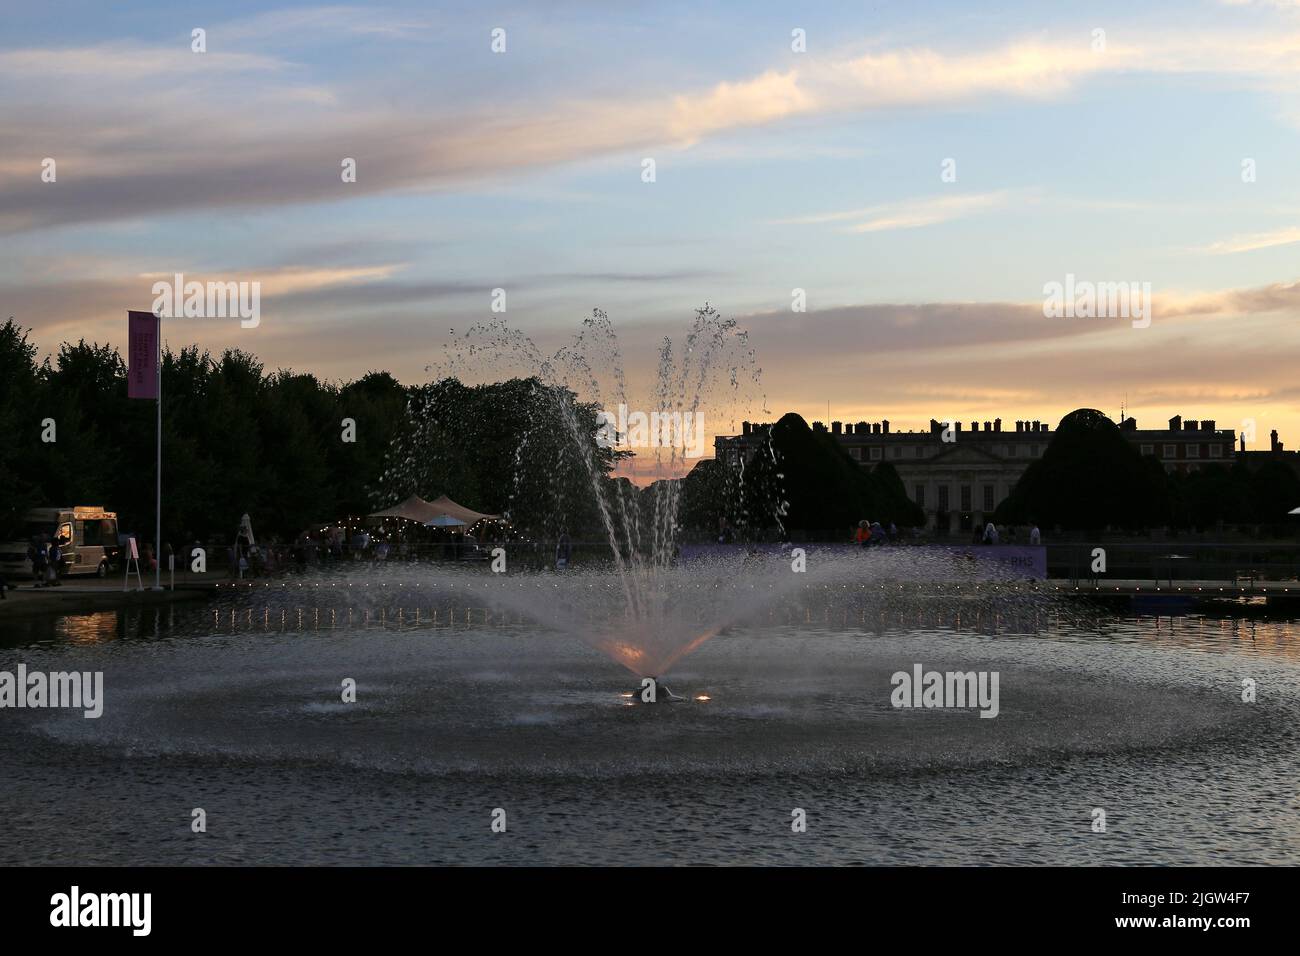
869,447,882,461
1163,444,1178,458
914,484,925,508
983,485,994,511
915,445,924,458
891,445,902,458
1030,445,1039,456
1140,444,1154,456
850,447,861,460
1017,445,1027,457
1209,444,1224,458
960,485,972,511
1186,444,1200,458
938,486,949,511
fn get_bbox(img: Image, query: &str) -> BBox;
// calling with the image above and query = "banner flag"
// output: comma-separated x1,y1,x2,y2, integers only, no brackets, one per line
127,310,158,399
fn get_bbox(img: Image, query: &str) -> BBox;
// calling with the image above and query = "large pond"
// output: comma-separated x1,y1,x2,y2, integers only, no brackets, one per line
1,586,1296,865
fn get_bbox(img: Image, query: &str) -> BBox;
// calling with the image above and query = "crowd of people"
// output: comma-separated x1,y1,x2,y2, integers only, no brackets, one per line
853,519,900,546
223,525,495,579
848,519,1043,547
971,522,1042,546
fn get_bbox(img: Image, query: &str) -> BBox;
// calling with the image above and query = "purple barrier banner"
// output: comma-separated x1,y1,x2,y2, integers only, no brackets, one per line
676,542,1047,579
937,545,1047,579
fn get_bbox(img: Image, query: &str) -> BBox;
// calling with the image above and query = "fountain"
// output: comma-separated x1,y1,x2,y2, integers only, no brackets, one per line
375,305,799,690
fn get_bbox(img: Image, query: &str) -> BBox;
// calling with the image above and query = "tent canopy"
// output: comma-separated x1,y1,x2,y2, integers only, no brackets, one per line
367,494,498,526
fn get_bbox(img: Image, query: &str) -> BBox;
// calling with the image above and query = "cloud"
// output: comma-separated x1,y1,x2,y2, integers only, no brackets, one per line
0,45,285,79
7,263,1300,443
773,191,1013,233
1156,279,1300,316
1197,227,1300,254
219,5,435,41
9,26,1300,234
140,265,402,297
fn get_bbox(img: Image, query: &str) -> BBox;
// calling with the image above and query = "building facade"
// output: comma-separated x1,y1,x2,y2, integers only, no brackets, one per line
1118,415,1237,475
715,413,1243,533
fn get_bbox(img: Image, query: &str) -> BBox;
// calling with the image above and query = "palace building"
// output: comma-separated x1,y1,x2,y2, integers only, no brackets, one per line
714,413,1244,533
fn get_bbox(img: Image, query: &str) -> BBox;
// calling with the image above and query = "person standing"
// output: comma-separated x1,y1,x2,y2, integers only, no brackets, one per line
1029,523,1041,545
46,537,62,586
28,538,46,587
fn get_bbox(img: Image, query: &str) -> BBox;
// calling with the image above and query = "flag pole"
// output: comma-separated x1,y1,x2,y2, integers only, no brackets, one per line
153,308,162,590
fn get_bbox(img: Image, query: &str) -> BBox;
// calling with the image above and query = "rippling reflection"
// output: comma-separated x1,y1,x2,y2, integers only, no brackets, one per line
1,593,1297,865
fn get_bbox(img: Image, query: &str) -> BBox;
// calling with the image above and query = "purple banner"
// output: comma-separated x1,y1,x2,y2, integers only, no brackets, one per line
127,310,158,399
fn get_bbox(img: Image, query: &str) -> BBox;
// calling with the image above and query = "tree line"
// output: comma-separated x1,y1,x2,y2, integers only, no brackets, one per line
995,408,1300,534
8,322,1286,548
0,319,405,544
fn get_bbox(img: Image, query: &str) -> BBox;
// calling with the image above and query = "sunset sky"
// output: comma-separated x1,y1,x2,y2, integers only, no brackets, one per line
5,1,1300,474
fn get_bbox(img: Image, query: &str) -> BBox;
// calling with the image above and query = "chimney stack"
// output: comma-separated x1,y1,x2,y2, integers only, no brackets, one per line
1169,415,1181,431
882,419,890,434
872,422,881,434
971,421,979,432
742,421,751,436
832,421,842,435
1271,429,1282,452
1202,420,1215,431
1016,420,1024,433
994,418,1002,432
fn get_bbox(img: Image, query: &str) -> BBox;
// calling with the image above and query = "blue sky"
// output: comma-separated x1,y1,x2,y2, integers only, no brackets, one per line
4,1,1300,461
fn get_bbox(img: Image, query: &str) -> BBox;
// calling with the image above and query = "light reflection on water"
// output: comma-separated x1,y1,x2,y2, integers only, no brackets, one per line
1,595,1297,865
7,596,1300,661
